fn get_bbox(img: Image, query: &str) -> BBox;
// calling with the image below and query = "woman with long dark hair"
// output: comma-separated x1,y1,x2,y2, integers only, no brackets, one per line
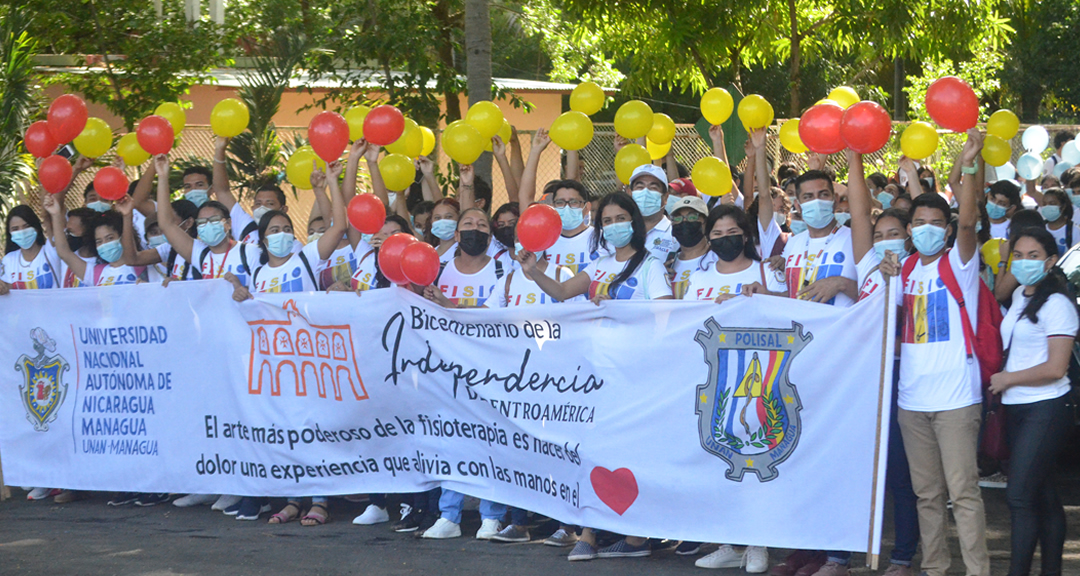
0,205,59,293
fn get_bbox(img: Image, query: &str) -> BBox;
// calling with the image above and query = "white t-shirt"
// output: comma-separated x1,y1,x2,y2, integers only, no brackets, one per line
1047,222,1080,256
671,251,718,300
644,216,679,261
153,242,194,281
0,241,61,290
989,220,1010,240
758,218,783,260
250,242,327,294
548,228,606,275
438,241,459,263
62,252,98,288
229,204,302,253
436,257,504,307
587,253,672,300
899,249,983,412
319,244,358,290
855,251,906,303
781,225,857,307
82,263,145,287
496,261,578,307
350,249,380,291
1000,289,1078,405
189,239,262,288
488,239,518,273
685,259,786,301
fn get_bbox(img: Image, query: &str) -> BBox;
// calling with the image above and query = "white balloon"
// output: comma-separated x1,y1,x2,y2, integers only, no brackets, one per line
1022,125,1050,154
1062,140,1080,165
1016,152,1044,181
1054,161,1074,178
995,162,1016,181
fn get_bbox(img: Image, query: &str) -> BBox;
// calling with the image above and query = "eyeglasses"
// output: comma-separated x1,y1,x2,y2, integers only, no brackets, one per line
671,213,703,224
553,199,585,209
195,216,226,226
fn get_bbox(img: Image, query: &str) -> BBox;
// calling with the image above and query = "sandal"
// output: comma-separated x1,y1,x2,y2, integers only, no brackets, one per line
301,503,329,526
268,502,301,524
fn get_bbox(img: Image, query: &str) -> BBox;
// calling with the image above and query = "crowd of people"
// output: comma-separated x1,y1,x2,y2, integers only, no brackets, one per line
3,118,1079,576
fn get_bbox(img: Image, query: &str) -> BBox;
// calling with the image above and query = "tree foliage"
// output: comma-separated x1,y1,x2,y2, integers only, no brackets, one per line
0,7,40,216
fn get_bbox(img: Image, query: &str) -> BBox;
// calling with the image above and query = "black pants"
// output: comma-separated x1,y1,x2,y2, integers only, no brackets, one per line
1006,394,1071,576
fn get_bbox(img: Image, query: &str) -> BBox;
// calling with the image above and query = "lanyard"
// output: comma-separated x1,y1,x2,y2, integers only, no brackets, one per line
209,244,234,279
800,225,841,289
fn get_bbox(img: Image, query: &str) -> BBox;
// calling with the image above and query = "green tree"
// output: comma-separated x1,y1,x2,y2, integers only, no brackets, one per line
0,8,40,215
999,0,1080,122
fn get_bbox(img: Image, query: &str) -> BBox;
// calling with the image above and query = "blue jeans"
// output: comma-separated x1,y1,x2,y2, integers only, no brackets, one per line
438,489,506,524
508,506,529,526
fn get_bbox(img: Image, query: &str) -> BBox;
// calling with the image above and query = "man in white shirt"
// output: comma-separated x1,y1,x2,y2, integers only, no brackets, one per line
627,165,679,261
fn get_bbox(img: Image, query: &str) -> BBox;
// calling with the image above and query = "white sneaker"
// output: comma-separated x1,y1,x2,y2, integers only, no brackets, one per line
421,517,461,539
211,494,242,512
744,546,769,573
27,487,53,500
475,518,501,540
173,494,218,507
352,504,390,525
696,545,742,569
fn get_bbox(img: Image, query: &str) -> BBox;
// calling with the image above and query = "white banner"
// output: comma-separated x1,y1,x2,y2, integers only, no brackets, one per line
0,281,895,553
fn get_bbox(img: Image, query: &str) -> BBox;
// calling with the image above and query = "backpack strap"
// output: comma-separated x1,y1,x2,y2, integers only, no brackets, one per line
198,246,212,275
252,265,262,287
240,243,250,276
1068,223,1073,251
759,262,767,287
297,251,318,289
93,262,108,286
936,250,976,361
434,261,449,285
494,258,505,279
240,221,259,243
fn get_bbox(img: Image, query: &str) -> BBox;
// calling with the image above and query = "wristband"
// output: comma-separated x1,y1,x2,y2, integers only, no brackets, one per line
960,164,978,175
214,158,227,164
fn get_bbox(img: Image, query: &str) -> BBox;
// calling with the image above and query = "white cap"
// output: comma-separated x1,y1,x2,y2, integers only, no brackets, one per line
629,164,669,190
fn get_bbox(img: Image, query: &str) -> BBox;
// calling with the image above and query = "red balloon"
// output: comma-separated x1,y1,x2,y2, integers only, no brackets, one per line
347,194,387,235
25,121,58,158
925,76,978,133
38,155,73,195
840,101,892,154
400,242,441,286
136,115,175,155
516,203,562,253
94,166,130,201
46,94,89,144
363,105,405,146
308,111,349,162
798,103,846,155
378,233,418,286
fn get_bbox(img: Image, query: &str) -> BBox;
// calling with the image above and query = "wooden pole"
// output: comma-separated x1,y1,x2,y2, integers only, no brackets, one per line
866,270,897,570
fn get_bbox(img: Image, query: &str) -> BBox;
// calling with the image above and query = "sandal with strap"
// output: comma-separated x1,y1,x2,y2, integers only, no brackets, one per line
268,502,301,524
301,503,329,526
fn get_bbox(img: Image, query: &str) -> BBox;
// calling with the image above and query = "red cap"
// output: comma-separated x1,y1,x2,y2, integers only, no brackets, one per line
668,177,698,197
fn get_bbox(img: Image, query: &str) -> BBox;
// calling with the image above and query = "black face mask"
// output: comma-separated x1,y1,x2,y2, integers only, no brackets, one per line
67,233,85,253
458,229,490,256
672,220,705,247
493,226,515,250
710,235,745,262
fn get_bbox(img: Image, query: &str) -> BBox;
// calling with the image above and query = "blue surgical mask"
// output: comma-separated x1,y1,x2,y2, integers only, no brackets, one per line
86,201,111,213
834,212,851,226
1011,258,1049,286
514,242,524,254
873,238,908,260
266,232,294,258
631,188,664,217
986,201,1008,220
1069,192,1080,208
430,219,457,241
911,223,947,256
877,192,893,209
1040,205,1062,223
147,235,167,248
11,228,38,250
790,219,808,235
602,221,634,248
557,206,584,231
360,233,374,245
800,199,835,229
975,220,984,234
198,221,227,246
665,194,681,216
97,239,123,264
921,177,934,190
186,189,209,208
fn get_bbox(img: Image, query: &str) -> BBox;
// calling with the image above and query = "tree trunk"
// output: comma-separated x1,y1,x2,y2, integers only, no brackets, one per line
787,0,801,117
465,0,493,185
431,0,461,125
1019,85,1042,124
893,57,905,121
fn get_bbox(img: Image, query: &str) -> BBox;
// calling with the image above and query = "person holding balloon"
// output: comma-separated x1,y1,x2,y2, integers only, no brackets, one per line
456,163,516,271
59,206,104,288
44,194,147,289
308,171,358,290
338,214,411,293
210,137,300,252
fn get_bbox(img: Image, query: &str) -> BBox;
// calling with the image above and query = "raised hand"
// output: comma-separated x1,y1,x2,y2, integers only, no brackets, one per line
153,153,169,175
532,128,551,152
492,135,506,156
416,156,434,175
326,160,343,179
309,163,327,189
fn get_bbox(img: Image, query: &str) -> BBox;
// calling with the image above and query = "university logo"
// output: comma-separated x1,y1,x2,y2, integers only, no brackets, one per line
15,328,70,432
694,319,811,481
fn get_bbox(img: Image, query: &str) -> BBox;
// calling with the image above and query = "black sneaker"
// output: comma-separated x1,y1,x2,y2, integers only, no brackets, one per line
411,511,439,538
675,541,702,556
108,492,139,506
134,493,172,507
391,503,421,532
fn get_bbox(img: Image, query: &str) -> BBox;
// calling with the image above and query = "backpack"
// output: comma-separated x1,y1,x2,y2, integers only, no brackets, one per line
166,248,201,280
901,249,1004,390
199,242,250,280
252,251,318,290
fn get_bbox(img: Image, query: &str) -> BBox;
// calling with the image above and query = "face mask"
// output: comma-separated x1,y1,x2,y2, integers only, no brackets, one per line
665,195,682,215
799,199,835,229
360,233,373,246
834,212,851,226
1011,258,1049,286
986,201,1008,220
307,232,324,244
198,221,228,247
877,192,893,209
458,229,490,256
86,201,111,213
252,205,271,225
710,235,745,262
774,212,787,226
1040,205,1062,223
790,219,808,235
493,226,515,250
911,223,947,256
97,239,123,264
1069,192,1080,208
185,189,209,208
874,238,908,260
921,177,934,190
557,206,585,230
430,219,457,241
975,221,984,234
147,235,167,248
66,232,85,253
387,192,399,208
672,220,705,247
11,228,37,250
266,232,294,258
602,221,634,248
631,188,664,217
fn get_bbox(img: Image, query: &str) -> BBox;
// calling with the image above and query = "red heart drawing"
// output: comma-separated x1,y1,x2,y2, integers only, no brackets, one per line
590,466,638,516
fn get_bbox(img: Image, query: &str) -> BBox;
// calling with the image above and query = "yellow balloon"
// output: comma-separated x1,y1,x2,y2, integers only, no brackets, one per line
648,113,676,145
116,133,149,166
987,109,1020,140
692,157,733,197
570,82,605,115
386,118,423,157
549,111,594,151
211,98,249,138
419,126,436,156
614,100,654,140
737,95,774,129
614,144,651,184
73,117,112,158
287,146,328,189
345,105,370,141
443,120,485,165
484,119,513,153
900,121,939,160
982,134,1011,167
814,98,839,108
646,138,671,160
779,119,808,154
379,153,417,192
465,101,504,139
981,239,1008,276
827,86,860,109
154,102,186,135
701,87,734,125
